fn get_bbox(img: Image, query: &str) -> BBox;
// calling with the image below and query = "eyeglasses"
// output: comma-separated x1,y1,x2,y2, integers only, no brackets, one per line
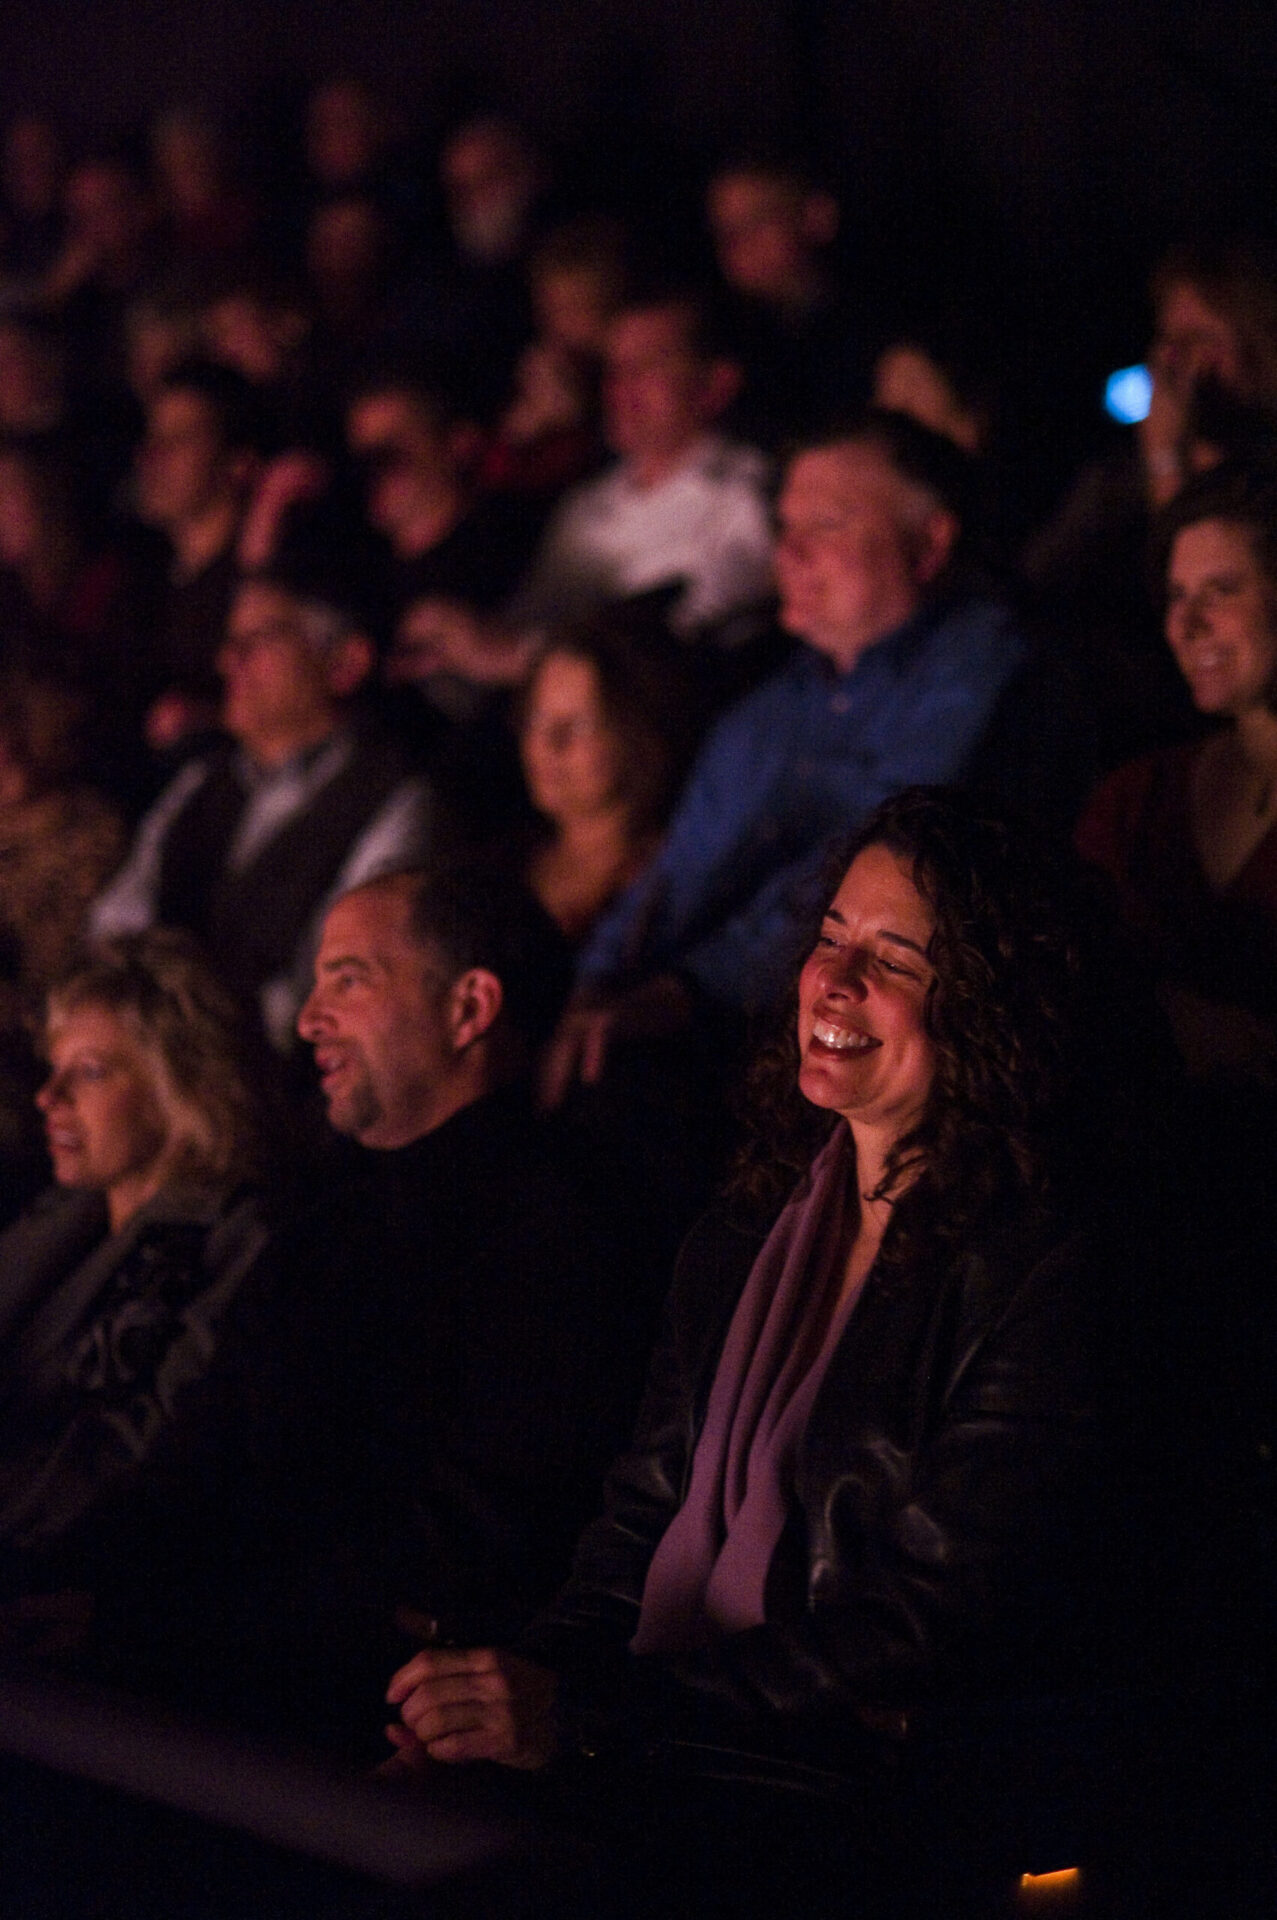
523,714,607,751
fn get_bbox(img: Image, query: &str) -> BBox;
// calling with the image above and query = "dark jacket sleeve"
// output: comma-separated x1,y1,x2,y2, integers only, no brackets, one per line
523,1203,1108,1763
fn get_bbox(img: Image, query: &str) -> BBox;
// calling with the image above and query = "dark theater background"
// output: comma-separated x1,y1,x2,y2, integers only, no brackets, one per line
1,6,1275,1915
2,0,1275,469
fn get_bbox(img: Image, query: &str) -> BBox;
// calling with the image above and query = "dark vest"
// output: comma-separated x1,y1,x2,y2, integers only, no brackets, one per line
156,730,418,996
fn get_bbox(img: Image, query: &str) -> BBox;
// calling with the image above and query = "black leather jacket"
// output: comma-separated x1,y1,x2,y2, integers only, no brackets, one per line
524,1182,1113,1769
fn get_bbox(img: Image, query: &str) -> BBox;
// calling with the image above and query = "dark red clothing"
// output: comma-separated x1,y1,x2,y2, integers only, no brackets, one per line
1077,741,1277,1018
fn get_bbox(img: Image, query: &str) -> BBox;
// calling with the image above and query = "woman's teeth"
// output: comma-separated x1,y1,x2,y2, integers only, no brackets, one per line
812,1020,875,1052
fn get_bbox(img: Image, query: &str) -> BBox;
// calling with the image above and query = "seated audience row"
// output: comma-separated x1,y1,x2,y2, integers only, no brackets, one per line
0,81,1275,1910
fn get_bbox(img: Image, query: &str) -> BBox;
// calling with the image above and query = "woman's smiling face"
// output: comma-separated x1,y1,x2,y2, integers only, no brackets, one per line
797,843,937,1139
1165,518,1277,719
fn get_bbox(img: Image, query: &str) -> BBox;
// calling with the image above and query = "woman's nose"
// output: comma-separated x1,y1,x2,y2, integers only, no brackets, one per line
822,949,869,997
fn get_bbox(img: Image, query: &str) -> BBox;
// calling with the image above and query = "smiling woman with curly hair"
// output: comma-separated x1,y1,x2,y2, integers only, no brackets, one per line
731,785,1166,1247
382,786,1172,1914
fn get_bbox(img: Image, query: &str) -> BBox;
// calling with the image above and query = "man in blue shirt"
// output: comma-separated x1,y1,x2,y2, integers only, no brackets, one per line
542,410,1026,1101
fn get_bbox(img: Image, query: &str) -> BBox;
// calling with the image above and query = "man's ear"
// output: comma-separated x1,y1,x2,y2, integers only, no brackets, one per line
447,967,504,1052
324,631,375,699
912,507,960,586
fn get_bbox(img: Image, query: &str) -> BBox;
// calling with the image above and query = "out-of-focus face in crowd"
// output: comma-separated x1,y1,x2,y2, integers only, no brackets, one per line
707,168,836,307
1152,280,1244,403
216,580,361,765
534,264,614,358
125,300,200,407
151,109,224,220
773,441,957,673
347,389,464,554
520,650,625,824
307,80,383,190
602,304,736,476
1164,517,1277,721
307,194,387,301
136,387,228,531
63,158,150,273
442,118,540,264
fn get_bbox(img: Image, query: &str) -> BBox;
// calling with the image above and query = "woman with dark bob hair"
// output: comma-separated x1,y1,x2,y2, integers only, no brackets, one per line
0,929,270,1601
386,787,1166,1910
1078,459,1277,1079
516,619,693,944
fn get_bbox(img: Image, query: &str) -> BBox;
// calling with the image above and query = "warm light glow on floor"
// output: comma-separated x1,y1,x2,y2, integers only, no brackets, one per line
1016,1867,1082,1910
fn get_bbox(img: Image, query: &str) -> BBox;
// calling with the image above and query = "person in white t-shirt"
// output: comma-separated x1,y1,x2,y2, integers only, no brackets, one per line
399,291,774,691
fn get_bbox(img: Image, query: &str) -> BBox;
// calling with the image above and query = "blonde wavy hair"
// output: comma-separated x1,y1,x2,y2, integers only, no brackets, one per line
45,930,261,1186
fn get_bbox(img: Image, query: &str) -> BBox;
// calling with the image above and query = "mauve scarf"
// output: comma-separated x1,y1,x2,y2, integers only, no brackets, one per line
633,1125,872,1655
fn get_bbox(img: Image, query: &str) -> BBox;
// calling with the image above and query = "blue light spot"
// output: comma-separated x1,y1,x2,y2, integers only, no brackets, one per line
1105,364,1152,425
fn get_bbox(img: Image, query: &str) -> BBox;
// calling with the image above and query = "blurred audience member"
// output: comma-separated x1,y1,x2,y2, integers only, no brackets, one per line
510,287,772,641
1025,240,1277,767
517,625,690,943
0,673,124,1016
0,113,65,283
484,214,628,498
202,268,327,449
149,107,256,273
0,440,160,799
545,411,1026,1098
707,152,866,447
0,671,126,1217
442,115,546,274
872,329,1039,571
40,152,160,399
348,367,540,623
1077,462,1277,1082
408,116,548,414
133,357,267,752
0,310,65,439
305,78,390,200
0,931,269,1621
123,289,203,411
88,564,432,1052
305,191,395,381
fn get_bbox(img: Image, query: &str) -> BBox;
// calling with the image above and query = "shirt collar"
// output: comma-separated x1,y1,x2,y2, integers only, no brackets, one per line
235,728,348,791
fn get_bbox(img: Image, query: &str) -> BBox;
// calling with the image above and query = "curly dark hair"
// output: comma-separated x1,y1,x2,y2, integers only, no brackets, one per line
730,787,1168,1261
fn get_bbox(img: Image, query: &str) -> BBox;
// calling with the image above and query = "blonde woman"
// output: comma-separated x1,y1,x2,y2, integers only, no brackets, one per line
0,930,269,1594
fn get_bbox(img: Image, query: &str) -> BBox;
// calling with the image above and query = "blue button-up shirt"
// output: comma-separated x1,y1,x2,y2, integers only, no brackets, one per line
577,597,1026,1009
